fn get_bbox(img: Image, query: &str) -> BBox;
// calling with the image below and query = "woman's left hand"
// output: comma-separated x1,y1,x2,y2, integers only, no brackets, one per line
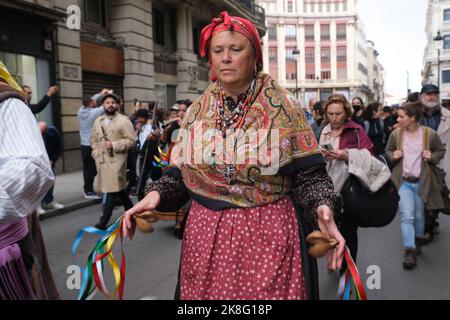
316,205,346,272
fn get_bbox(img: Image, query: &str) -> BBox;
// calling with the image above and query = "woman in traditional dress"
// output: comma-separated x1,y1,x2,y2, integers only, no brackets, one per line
123,12,345,300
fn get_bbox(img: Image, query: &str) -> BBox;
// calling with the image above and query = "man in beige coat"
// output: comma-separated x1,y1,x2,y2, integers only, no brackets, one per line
91,93,136,229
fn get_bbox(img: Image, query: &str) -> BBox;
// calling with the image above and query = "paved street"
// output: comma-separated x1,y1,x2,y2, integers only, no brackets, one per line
318,213,450,300
42,203,182,300
41,204,450,300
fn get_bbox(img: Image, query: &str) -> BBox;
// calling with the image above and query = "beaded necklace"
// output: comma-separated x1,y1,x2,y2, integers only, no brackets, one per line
210,80,255,184
214,80,255,138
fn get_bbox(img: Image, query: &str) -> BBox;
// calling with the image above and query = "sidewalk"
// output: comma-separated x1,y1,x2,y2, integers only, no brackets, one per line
39,171,101,221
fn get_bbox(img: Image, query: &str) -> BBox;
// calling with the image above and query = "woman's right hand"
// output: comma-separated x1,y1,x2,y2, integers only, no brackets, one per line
393,150,403,160
320,148,333,161
123,191,161,240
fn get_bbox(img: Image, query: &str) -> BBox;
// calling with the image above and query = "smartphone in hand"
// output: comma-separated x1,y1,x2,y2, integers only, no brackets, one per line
321,143,333,151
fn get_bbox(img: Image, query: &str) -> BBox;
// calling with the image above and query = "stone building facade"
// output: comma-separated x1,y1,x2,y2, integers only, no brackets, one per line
0,0,265,172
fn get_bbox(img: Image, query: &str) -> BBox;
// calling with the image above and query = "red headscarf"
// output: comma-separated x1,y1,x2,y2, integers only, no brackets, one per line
199,11,263,81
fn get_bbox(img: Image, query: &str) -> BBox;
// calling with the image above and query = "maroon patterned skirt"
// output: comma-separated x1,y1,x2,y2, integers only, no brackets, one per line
180,197,307,300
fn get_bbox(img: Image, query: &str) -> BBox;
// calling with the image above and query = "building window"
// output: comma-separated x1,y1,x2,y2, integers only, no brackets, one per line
321,24,330,41
287,0,293,13
444,35,450,49
358,63,368,75
286,66,297,80
343,0,348,11
153,8,165,46
305,25,315,41
443,70,450,83
305,71,315,80
305,47,315,63
193,26,200,56
336,24,347,40
327,2,331,12
285,25,296,40
445,9,450,21
337,67,347,80
337,46,347,62
321,47,330,63
269,47,278,62
269,64,278,81
321,71,331,80
82,0,106,28
268,24,277,41
152,7,176,50
0,52,53,124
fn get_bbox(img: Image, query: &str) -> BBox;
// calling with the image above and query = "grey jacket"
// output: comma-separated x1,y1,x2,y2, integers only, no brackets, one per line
77,93,105,146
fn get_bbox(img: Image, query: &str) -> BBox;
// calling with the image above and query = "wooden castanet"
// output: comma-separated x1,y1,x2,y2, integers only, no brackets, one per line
134,208,187,234
134,211,158,233
306,231,338,257
153,208,187,222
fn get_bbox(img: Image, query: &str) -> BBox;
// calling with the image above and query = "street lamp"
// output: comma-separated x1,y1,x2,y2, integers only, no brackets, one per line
292,48,300,98
434,31,444,88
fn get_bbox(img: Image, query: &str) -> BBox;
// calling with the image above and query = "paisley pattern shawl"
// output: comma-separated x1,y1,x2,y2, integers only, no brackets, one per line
171,72,323,208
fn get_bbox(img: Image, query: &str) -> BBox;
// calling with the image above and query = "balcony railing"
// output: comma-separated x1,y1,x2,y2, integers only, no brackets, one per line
240,0,253,11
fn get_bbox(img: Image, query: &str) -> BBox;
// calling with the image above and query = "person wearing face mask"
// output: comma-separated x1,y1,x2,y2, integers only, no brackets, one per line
363,102,386,160
351,97,365,126
419,84,450,241
91,93,136,230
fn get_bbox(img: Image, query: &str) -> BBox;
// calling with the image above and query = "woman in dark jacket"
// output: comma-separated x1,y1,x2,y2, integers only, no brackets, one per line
363,102,386,159
351,97,366,126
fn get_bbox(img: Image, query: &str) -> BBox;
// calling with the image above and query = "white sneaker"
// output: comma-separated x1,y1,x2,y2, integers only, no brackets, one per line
83,192,102,200
37,205,46,215
43,201,64,210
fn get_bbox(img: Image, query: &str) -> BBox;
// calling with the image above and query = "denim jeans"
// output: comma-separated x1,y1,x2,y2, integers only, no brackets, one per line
399,180,425,249
99,189,133,226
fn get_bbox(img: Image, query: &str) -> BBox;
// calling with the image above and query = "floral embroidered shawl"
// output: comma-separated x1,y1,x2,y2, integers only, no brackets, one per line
171,72,324,208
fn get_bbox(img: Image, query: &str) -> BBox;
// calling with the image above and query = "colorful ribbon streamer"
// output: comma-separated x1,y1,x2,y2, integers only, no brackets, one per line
72,216,126,300
152,145,172,168
337,246,367,300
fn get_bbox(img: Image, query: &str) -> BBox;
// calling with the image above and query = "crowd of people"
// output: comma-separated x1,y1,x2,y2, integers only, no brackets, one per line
75,89,194,230
1,10,450,300
304,84,450,270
